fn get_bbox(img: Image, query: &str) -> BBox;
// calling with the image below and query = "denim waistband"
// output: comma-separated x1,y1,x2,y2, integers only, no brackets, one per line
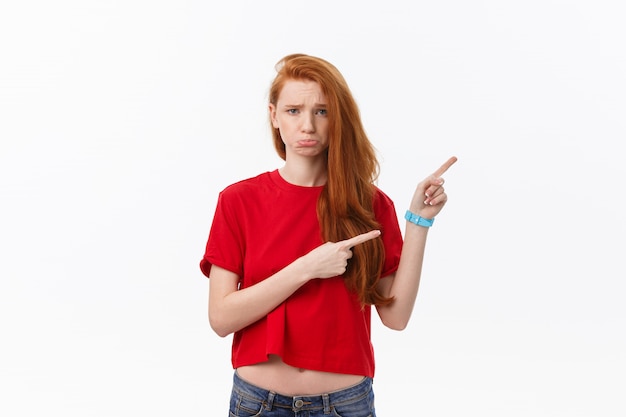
232,371,373,413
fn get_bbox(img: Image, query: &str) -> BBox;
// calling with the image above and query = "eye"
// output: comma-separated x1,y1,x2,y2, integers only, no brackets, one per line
316,109,327,116
287,108,299,114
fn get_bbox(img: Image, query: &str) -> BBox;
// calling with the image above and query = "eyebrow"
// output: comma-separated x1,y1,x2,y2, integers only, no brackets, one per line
281,103,327,108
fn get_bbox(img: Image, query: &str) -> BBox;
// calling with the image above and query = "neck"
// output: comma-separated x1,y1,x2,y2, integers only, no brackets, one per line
279,157,327,187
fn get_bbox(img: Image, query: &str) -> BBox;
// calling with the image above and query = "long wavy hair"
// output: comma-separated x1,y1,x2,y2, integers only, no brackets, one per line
268,54,393,306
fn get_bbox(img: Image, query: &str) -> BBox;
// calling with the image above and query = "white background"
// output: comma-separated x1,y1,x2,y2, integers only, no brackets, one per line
1,1,625,416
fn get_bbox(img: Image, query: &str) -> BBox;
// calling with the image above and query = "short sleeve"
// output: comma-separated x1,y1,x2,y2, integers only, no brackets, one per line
199,189,245,278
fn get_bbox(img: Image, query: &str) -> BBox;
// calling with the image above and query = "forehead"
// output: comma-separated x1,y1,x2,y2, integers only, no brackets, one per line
278,79,327,103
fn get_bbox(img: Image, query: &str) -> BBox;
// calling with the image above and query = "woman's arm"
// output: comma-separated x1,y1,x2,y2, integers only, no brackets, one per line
208,263,309,337
376,156,457,330
209,230,382,337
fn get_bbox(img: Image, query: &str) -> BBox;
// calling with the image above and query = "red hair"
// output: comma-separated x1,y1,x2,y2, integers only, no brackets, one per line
269,54,393,306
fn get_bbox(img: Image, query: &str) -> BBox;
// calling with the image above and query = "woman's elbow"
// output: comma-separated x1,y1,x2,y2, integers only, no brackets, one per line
383,320,408,331
209,312,233,338
379,313,410,331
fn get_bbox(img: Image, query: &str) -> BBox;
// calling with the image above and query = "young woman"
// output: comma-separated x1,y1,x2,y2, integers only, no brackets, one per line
200,53,456,417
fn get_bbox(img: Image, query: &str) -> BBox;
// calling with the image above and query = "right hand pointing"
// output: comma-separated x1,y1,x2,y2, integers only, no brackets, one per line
299,230,382,279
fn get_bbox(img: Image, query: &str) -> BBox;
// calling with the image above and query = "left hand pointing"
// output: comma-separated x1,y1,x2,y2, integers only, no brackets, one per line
409,156,457,219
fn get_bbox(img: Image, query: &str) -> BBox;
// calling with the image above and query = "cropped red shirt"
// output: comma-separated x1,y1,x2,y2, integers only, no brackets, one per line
200,170,403,377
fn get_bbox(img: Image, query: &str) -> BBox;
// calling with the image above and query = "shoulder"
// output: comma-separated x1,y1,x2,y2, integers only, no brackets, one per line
214,172,275,213
220,171,273,197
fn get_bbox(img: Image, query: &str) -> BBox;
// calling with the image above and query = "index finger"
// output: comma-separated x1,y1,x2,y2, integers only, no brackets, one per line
340,230,381,248
433,156,458,177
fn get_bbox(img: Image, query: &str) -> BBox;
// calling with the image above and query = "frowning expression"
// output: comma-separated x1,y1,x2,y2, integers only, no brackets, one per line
269,79,329,160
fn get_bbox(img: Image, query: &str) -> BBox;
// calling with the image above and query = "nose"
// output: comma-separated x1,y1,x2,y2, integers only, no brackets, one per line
301,112,315,133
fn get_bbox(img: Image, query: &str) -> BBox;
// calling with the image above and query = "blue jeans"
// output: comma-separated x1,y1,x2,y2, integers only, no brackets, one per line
229,371,377,417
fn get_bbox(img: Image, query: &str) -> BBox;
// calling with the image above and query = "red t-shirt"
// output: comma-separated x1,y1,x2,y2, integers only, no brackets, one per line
200,170,403,377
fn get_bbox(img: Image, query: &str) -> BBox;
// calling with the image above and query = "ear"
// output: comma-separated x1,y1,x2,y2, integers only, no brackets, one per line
269,103,279,128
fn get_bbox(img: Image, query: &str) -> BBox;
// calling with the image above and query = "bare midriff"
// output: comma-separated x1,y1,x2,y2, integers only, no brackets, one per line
236,354,365,396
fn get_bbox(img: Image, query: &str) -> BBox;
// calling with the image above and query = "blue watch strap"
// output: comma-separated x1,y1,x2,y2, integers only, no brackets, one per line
404,210,435,227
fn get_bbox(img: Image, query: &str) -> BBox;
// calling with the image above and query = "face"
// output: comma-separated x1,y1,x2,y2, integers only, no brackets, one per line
269,79,329,160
